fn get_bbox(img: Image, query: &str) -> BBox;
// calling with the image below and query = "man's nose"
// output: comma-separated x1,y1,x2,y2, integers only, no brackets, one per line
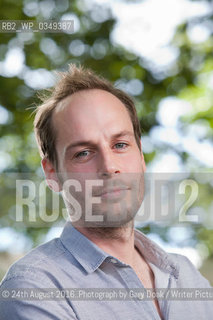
97,149,120,178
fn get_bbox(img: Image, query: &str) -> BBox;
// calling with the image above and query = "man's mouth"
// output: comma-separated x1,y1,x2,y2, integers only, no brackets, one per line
95,186,130,199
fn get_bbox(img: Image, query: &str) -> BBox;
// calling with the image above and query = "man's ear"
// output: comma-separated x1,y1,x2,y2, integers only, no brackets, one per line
41,158,62,192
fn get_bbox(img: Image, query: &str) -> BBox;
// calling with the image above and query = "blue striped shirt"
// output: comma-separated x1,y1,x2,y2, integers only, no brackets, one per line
0,222,212,319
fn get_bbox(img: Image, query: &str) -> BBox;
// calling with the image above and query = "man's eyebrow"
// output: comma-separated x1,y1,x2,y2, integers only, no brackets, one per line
65,130,134,154
111,130,135,140
65,140,96,154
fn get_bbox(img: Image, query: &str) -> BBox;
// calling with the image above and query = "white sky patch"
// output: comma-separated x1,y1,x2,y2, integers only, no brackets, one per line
0,152,13,171
86,0,210,71
39,0,55,19
183,137,213,167
0,105,9,124
167,246,202,268
150,96,213,168
185,120,212,140
44,227,64,242
207,72,213,90
147,232,202,268
115,78,144,96
0,47,25,77
0,228,32,253
147,150,184,172
107,0,210,64
61,13,80,33
145,47,179,71
187,23,212,44
23,68,55,89
157,97,193,127
23,0,40,17
141,135,155,154
167,226,194,243
197,71,213,92
0,0,210,81
150,122,213,167
69,39,85,56
150,126,182,147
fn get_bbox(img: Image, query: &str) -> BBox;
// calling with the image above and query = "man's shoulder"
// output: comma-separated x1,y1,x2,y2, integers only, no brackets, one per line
168,252,212,288
0,238,77,320
0,237,67,287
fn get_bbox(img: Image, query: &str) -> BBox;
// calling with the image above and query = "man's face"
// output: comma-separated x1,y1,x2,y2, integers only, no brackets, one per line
45,89,146,227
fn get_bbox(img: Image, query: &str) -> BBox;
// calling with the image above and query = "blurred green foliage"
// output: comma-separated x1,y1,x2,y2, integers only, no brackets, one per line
0,0,213,262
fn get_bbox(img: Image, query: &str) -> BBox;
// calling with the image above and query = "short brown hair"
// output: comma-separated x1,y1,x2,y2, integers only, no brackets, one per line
34,64,142,167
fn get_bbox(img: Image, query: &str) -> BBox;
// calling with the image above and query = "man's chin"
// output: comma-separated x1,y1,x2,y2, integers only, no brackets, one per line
73,220,134,240
74,219,133,228
71,208,136,228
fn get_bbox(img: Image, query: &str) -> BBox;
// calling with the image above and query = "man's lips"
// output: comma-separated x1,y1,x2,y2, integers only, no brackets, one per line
94,187,130,198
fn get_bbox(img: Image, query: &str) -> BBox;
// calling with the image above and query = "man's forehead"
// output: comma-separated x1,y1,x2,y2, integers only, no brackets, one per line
51,88,134,143
54,88,124,114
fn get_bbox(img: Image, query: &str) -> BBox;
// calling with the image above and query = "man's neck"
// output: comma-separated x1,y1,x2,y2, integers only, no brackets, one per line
74,223,137,266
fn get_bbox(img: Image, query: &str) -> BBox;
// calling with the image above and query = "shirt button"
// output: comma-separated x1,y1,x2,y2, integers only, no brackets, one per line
111,258,117,264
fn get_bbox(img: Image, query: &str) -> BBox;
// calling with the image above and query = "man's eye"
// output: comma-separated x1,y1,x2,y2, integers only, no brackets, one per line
75,150,90,158
114,143,128,149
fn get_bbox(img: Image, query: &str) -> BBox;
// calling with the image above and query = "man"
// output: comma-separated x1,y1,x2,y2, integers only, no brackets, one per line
0,65,212,319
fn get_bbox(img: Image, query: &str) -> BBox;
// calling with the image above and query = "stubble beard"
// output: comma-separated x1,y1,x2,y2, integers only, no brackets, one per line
61,172,144,240
84,219,135,240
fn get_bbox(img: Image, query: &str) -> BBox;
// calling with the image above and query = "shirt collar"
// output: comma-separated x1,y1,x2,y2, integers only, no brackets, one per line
134,229,179,279
60,222,110,274
60,222,179,279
